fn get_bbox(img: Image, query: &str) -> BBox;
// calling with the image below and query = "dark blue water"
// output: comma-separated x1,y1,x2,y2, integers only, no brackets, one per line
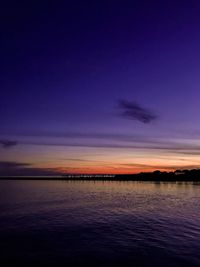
0,180,199,267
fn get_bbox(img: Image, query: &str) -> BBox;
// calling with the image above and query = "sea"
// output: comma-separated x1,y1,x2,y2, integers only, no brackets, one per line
0,180,199,267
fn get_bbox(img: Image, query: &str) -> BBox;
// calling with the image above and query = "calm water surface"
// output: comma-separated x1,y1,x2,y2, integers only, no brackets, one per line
0,180,199,267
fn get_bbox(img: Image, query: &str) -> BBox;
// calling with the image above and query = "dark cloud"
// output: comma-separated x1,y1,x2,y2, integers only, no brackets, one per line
0,161,29,168
0,140,18,148
0,161,62,176
118,100,157,123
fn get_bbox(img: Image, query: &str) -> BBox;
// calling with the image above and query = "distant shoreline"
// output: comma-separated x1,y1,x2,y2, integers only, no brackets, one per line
0,172,200,182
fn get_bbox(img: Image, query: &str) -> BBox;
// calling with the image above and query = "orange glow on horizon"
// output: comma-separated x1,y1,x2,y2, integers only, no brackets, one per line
53,166,178,175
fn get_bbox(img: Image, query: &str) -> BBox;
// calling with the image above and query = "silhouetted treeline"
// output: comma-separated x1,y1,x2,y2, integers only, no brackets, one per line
116,169,200,181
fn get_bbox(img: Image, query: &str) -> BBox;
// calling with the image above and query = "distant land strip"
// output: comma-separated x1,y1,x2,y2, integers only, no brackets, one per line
0,169,200,181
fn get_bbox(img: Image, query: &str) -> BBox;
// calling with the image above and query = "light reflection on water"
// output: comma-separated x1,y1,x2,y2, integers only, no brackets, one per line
0,180,199,267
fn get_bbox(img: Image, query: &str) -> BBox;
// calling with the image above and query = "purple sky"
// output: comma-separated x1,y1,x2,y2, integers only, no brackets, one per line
1,1,200,175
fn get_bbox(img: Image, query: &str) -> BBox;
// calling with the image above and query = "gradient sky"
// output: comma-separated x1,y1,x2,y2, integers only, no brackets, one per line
1,0,200,175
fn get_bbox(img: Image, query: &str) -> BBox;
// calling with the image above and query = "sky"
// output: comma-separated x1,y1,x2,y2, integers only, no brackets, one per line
1,0,200,175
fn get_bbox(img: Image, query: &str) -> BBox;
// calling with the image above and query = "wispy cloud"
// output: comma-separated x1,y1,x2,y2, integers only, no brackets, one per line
21,139,200,153
2,135,200,156
0,140,18,149
1,129,200,157
0,131,171,146
119,162,200,171
0,161,62,176
118,100,157,123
